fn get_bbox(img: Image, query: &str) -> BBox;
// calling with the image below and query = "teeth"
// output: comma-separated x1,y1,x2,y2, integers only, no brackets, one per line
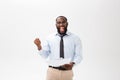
60,27,64,32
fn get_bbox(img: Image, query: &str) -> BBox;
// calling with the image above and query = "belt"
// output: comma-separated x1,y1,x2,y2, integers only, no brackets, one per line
49,66,67,70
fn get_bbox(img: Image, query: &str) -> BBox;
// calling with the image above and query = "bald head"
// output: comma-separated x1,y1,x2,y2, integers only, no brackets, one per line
56,16,67,22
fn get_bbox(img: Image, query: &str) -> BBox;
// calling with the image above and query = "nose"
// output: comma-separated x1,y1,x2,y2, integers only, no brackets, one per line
59,23,64,26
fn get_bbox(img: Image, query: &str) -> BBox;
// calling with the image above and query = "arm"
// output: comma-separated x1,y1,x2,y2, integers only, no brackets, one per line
62,37,82,70
72,37,83,65
34,38,50,58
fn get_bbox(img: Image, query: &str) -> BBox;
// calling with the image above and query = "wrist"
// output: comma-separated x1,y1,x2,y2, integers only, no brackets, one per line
70,62,75,66
37,45,42,50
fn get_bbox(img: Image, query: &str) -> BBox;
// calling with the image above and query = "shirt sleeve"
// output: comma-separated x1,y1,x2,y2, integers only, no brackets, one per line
37,39,50,59
72,37,83,65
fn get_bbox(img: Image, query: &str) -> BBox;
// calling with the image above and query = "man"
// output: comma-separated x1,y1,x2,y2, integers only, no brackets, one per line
34,16,83,80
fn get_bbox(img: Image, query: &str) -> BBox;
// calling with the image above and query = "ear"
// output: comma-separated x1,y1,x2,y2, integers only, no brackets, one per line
66,22,68,26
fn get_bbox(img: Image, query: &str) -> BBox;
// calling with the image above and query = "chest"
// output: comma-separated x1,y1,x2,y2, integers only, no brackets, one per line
49,36,75,47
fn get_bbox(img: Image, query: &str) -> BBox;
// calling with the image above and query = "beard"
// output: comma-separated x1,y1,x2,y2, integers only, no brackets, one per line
57,27,67,35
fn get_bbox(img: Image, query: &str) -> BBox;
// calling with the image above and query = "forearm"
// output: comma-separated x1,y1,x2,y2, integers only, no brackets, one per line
73,55,83,65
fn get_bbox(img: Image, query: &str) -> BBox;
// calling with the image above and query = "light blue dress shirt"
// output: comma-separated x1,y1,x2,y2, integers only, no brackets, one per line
38,31,83,65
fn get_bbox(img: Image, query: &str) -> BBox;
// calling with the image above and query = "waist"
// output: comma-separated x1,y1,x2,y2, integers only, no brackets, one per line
49,66,67,71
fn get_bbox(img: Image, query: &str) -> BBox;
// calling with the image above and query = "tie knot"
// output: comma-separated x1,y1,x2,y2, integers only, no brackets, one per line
60,36,63,39
60,34,66,38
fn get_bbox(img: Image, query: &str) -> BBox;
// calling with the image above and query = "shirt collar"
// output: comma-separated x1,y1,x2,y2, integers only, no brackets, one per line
55,31,71,36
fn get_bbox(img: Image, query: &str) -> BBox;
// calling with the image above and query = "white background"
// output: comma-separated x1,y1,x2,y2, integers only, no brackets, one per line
0,0,120,80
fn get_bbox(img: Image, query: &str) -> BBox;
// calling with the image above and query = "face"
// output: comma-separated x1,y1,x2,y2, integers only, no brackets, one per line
56,16,68,35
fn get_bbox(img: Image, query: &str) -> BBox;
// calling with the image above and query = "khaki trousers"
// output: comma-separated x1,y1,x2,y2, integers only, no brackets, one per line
46,67,73,80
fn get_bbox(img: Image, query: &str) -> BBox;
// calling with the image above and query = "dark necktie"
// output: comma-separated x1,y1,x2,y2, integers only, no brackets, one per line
60,35,64,58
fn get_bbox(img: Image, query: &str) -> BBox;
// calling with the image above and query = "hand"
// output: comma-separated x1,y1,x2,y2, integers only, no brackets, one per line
62,62,75,70
34,38,42,50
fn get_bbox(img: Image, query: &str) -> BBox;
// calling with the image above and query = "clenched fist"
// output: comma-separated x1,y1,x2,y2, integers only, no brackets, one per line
34,38,42,50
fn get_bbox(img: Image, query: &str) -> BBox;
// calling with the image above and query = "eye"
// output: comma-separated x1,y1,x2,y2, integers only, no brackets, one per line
62,21,66,24
57,22,61,24
57,21,66,24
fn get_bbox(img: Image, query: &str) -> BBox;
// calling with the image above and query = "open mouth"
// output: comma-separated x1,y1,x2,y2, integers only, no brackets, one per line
60,27,65,33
